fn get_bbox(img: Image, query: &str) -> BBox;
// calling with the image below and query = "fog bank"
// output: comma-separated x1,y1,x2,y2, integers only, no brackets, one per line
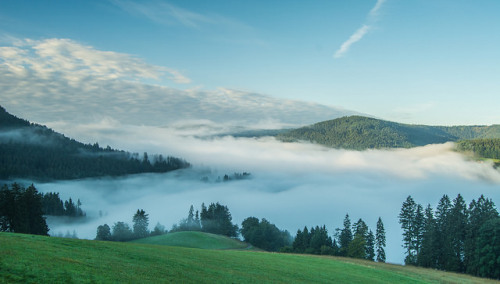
32,121,500,264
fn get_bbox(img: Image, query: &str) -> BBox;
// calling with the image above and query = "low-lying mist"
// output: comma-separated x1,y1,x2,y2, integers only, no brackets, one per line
35,120,500,264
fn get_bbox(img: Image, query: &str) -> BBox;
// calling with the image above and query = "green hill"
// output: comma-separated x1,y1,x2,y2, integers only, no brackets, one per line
131,231,255,250
1,233,496,283
0,105,189,180
276,116,500,150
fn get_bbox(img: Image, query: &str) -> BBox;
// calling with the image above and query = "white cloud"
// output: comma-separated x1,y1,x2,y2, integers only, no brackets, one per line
0,38,190,84
369,0,387,17
0,37,355,127
333,0,387,59
334,25,371,59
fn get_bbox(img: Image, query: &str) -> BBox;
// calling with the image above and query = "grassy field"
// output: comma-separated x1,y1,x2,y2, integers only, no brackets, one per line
1,232,498,283
131,231,256,250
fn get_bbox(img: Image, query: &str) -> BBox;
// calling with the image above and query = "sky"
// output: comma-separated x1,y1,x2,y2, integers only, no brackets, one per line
1,0,499,125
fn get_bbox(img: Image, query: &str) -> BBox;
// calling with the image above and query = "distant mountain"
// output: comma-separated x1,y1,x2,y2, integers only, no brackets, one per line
276,116,500,150
0,106,189,181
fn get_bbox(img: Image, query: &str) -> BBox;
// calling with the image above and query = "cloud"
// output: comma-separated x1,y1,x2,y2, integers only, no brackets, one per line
0,38,355,127
333,0,387,58
369,0,387,17
0,38,190,84
334,25,371,59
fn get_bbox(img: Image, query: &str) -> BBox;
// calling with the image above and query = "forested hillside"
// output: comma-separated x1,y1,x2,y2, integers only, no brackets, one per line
455,138,500,160
276,116,500,150
0,106,189,180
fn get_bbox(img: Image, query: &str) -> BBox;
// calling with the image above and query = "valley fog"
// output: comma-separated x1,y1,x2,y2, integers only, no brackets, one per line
36,122,500,264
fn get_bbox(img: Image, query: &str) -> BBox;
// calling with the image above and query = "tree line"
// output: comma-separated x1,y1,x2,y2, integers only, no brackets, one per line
285,215,386,262
0,183,88,235
455,138,500,160
399,194,500,279
41,192,85,217
0,105,190,180
0,183,49,235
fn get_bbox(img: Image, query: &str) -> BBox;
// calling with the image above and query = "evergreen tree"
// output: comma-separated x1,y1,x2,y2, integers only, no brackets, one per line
418,204,437,268
365,230,375,261
96,224,111,241
0,183,48,235
435,194,452,270
375,217,386,263
111,221,133,242
151,222,166,236
447,194,468,272
465,195,499,275
338,214,353,256
132,209,149,239
347,234,366,259
399,195,417,265
476,218,500,279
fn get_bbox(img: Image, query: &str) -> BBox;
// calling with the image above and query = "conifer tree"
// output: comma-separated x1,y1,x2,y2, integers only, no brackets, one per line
132,209,149,239
366,230,375,261
338,214,353,256
399,195,417,265
375,217,386,263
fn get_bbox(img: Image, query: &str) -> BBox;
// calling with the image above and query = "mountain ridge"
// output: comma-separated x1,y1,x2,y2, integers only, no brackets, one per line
0,105,189,181
276,116,500,150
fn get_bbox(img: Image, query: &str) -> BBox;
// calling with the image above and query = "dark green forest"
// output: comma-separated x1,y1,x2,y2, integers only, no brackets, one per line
0,106,189,180
0,183,49,235
399,194,500,279
277,116,500,150
455,138,500,160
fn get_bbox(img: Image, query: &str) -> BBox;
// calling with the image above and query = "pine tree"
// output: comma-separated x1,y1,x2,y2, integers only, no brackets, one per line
465,195,499,275
375,217,386,263
399,195,417,265
477,218,500,279
338,214,353,256
366,230,375,261
448,194,468,272
435,194,452,270
418,204,437,268
132,209,149,239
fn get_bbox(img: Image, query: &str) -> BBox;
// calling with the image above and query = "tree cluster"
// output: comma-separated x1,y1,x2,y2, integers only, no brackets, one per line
288,214,386,262
41,192,85,217
399,194,500,279
240,217,292,252
0,183,49,235
172,203,239,237
96,209,158,242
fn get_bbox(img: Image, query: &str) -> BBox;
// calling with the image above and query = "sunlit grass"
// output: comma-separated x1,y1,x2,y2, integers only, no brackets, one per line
0,232,496,283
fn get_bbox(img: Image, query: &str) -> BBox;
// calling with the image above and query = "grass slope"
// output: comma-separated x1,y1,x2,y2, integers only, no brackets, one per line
131,231,254,250
277,116,500,150
1,233,497,283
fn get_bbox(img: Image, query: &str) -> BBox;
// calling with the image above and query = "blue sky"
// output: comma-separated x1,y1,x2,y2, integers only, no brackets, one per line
1,0,500,125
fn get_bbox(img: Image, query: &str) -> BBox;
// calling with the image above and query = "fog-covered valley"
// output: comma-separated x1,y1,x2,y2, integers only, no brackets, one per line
34,122,500,264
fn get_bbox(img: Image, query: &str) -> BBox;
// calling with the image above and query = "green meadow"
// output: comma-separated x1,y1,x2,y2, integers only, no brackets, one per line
0,232,497,283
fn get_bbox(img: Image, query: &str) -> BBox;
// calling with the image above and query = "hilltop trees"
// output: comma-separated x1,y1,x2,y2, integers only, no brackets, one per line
241,217,292,252
288,214,385,261
0,183,49,235
399,194,500,279
171,203,239,238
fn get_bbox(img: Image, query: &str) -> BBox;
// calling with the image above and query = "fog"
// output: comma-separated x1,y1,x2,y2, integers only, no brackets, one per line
32,121,500,264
